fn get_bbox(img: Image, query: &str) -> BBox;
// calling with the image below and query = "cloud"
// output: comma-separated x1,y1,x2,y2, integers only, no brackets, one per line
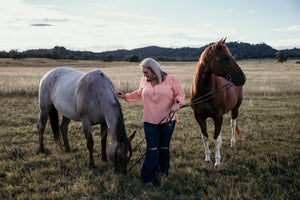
96,11,164,21
203,23,214,27
30,23,52,27
40,18,71,23
248,9,255,13
270,25,300,32
0,0,89,50
92,3,107,8
268,38,300,49
1,0,299,52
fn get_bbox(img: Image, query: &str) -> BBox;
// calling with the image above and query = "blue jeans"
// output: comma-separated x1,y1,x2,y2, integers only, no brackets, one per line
141,121,175,184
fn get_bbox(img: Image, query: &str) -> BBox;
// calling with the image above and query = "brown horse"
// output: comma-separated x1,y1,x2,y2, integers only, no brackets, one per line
190,38,246,167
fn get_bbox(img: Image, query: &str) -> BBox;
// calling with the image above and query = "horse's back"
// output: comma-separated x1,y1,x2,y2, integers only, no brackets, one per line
39,67,119,124
76,70,119,125
39,67,83,93
39,67,84,120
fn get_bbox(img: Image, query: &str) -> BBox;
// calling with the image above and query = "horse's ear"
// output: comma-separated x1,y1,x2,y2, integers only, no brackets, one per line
222,37,227,44
218,38,224,45
128,131,136,142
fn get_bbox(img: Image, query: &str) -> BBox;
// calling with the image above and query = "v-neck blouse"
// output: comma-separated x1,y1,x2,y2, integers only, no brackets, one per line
125,74,185,124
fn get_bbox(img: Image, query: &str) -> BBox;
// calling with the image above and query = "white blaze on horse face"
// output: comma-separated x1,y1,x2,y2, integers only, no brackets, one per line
231,119,237,147
127,151,130,158
202,135,211,162
214,134,222,167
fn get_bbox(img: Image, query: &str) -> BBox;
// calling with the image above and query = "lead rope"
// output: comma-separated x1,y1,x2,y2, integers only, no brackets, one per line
180,83,232,108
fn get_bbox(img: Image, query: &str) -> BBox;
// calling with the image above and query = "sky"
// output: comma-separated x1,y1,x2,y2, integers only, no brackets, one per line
1,0,299,52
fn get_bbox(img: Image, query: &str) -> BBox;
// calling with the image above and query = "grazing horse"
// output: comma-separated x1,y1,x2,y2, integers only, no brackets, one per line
190,38,246,167
37,67,135,173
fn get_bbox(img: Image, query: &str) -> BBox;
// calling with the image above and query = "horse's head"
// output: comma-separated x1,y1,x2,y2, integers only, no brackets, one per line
205,38,246,86
108,131,136,174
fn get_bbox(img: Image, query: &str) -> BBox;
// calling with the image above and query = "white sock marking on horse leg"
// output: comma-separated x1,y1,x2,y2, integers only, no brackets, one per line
202,135,210,162
231,119,236,147
214,134,222,167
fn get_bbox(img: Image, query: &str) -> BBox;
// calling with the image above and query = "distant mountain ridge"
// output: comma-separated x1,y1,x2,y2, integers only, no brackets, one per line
6,42,300,61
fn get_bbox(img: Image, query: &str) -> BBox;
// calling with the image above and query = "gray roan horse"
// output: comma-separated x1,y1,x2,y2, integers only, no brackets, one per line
37,67,135,173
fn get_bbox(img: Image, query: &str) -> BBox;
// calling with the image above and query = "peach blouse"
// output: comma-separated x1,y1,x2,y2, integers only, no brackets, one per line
125,74,185,124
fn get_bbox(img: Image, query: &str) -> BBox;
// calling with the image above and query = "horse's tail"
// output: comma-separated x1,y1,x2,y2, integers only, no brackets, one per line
236,122,241,137
49,105,64,150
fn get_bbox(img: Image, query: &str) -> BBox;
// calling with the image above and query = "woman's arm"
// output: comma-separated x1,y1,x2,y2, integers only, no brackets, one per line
116,78,144,102
170,75,186,106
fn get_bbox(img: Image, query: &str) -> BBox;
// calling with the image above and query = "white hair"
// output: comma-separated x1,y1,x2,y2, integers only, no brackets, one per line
140,58,167,83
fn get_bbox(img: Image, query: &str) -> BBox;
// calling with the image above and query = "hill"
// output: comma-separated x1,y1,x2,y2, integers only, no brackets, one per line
1,42,299,61
100,42,282,61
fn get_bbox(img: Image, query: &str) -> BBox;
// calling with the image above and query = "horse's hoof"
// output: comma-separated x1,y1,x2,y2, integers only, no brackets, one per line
231,140,235,148
37,148,51,155
214,162,220,168
204,156,211,162
89,162,96,169
89,164,96,169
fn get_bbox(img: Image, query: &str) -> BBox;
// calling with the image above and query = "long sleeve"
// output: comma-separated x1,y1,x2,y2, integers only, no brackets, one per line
124,74,186,124
124,78,144,103
169,75,185,106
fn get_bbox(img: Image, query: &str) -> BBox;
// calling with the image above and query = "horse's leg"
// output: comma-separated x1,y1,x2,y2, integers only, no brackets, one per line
81,118,95,168
230,118,237,147
37,110,49,153
201,122,211,163
194,113,210,162
213,115,223,167
100,122,108,161
230,106,239,147
60,116,71,152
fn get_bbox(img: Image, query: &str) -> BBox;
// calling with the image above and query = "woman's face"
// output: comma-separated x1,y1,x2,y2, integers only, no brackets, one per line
142,67,155,82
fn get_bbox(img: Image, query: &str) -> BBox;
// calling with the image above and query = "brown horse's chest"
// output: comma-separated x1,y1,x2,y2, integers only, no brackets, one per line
193,87,239,118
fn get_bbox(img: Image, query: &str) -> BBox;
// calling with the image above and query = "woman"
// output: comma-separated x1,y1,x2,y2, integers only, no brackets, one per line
116,58,185,186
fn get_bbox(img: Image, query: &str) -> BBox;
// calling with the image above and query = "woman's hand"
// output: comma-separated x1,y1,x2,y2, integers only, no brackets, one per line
116,91,126,99
171,101,180,112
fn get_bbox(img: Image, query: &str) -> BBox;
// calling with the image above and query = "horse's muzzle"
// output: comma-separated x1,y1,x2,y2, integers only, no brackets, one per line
232,74,246,86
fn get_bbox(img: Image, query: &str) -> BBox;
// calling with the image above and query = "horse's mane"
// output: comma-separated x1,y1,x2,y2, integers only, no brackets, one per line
94,70,128,142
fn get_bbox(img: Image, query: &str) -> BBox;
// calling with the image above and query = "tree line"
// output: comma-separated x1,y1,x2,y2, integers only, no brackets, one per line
1,42,299,62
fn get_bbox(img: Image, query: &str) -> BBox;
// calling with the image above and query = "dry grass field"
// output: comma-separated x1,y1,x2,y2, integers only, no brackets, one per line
0,58,299,199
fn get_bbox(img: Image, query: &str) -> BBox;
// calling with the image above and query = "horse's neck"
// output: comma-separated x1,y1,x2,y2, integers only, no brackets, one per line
115,115,126,143
193,63,215,96
106,106,126,143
